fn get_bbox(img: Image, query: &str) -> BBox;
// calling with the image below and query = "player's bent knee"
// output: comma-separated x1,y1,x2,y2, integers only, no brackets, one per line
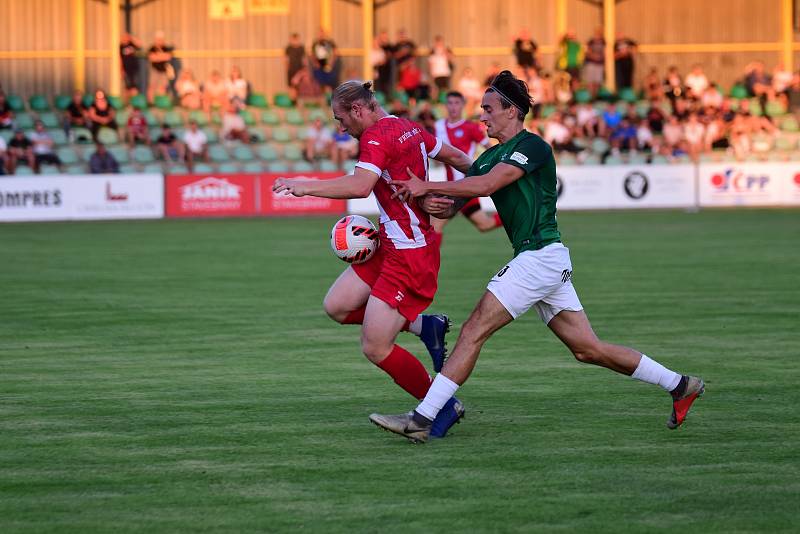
360,338,391,364
571,342,603,364
322,296,347,323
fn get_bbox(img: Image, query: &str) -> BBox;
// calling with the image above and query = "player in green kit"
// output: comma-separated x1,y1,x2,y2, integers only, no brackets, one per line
369,71,705,443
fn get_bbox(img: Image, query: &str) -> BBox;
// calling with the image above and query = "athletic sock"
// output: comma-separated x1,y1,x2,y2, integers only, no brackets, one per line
376,345,431,400
670,375,688,399
631,354,682,392
406,316,423,336
342,307,366,325
493,213,502,227
416,373,459,420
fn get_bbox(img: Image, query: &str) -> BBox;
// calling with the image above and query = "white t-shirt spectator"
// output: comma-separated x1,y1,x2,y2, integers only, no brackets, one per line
701,87,723,108
663,122,684,147
576,105,597,127
29,131,55,155
773,69,793,93
684,72,709,97
305,125,333,152
225,78,248,103
428,48,452,79
183,129,208,154
544,120,571,144
684,121,705,146
222,112,246,138
636,124,653,148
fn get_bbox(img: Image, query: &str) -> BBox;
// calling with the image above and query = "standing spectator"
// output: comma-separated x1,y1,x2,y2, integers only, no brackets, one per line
291,57,325,108
393,29,417,68
330,130,359,170
303,118,332,162
182,120,208,173
375,29,395,96
583,28,606,96
0,93,14,129
456,67,483,115
225,66,248,106
29,121,63,173
371,34,389,93
63,90,89,139
87,90,118,142
311,28,341,92
428,35,454,101
513,29,538,77
175,69,202,110
119,32,143,99
7,129,35,174
221,102,249,143
125,107,150,147
614,32,637,90
147,31,175,103
557,30,583,88
663,66,684,105
285,33,306,101
155,124,184,163
642,67,661,101
684,65,709,100
398,61,423,107
202,70,227,117
89,142,120,174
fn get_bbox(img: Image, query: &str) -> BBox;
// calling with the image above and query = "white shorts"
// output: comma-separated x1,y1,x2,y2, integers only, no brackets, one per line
487,243,583,324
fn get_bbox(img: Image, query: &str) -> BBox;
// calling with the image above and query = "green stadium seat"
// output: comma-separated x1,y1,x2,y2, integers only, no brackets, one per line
272,127,292,143
232,145,255,161
15,113,35,129
168,163,189,174
202,127,219,143
574,89,591,104
54,94,72,110
143,111,159,127
119,164,138,174
748,99,763,116
582,153,601,165
651,154,669,164
153,94,173,110
291,160,314,172
591,138,609,154
343,159,357,174
142,163,164,173
729,84,748,99
109,146,130,164
256,144,278,161
218,162,240,173
604,155,622,165
82,94,95,108
67,163,88,174
116,109,130,125
628,152,649,164
242,161,264,173
40,165,62,175
635,101,649,118
209,145,230,163
283,143,303,161
249,128,268,142
39,112,60,128
56,147,80,165
97,127,119,145
0,130,12,143
618,87,637,103
163,110,184,128
148,127,163,143
71,127,93,143
188,111,208,127
108,95,124,110
29,94,50,112
267,161,290,173
765,100,787,116
211,112,223,125
130,94,148,110
307,108,328,122
132,146,155,163
247,93,269,108
597,86,614,101
374,91,387,106
557,153,577,165
285,109,304,126
319,159,339,172
7,94,25,112
191,163,214,174
780,116,799,132
49,129,68,145
541,105,557,119
261,110,281,126
14,166,35,176
615,101,629,115
273,93,293,108
241,109,257,126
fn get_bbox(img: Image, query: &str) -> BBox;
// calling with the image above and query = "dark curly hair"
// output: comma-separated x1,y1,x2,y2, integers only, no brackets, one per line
486,70,534,121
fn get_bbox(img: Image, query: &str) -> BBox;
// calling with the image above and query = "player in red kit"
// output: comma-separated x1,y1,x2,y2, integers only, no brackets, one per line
432,91,502,235
272,80,474,437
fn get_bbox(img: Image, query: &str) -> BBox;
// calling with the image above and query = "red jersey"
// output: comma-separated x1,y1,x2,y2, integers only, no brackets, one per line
434,118,487,181
356,115,442,251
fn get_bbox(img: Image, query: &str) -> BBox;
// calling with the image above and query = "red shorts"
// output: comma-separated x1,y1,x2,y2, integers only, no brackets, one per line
459,197,482,217
352,236,441,322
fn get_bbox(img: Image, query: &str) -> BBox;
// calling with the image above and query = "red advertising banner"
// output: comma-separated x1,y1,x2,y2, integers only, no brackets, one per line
165,174,257,217
259,172,347,216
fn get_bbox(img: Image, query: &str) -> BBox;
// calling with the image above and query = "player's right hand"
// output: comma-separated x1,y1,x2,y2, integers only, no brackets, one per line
419,194,454,216
272,178,307,197
389,167,429,199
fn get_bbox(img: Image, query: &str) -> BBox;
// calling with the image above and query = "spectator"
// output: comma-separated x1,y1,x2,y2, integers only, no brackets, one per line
225,65,248,106
663,66,684,105
89,142,120,174
63,90,89,139
428,35,454,100
182,120,208,173
672,98,690,121
729,113,751,160
788,72,800,113
221,102,249,143
155,124,184,163
601,102,622,134
576,101,600,137
7,129,35,174
304,118,332,162
683,113,705,159
374,29,395,96
771,62,793,104
744,62,773,102
456,67,483,115
702,84,724,109
398,61,423,107
29,120,63,173
704,113,728,152
125,107,149,147
684,65,709,100
662,115,685,157
119,32,143,99
544,112,582,154
393,28,416,68
87,90,118,142
291,57,325,108
557,30,583,88
311,28,341,92
528,68,550,118
285,33,306,100
614,32,637,89
175,69,202,110
0,93,14,129
636,119,655,153
608,117,638,158
553,70,573,105
202,70,227,117
584,28,605,96
513,29,538,77
331,130,359,170
147,31,175,103
642,67,662,101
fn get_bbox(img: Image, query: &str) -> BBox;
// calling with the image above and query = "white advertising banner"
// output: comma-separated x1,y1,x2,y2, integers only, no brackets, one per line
698,163,789,207
0,174,164,222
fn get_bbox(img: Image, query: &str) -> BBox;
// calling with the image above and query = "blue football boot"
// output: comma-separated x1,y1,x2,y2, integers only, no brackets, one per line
429,397,465,439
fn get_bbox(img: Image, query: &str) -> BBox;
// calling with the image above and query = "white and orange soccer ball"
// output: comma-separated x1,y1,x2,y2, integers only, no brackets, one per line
330,215,380,264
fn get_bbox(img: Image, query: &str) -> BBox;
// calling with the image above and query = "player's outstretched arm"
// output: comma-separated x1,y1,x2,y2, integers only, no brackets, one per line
391,163,523,199
272,167,379,199
433,143,473,174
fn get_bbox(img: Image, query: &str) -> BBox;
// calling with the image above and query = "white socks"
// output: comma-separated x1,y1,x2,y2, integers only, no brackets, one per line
408,316,423,336
416,374,460,420
632,354,682,392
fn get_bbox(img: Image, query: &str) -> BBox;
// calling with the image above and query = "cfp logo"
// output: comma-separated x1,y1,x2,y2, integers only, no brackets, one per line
623,172,649,199
711,169,769,192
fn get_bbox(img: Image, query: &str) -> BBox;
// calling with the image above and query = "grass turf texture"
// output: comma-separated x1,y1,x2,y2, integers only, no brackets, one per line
1,209,798,532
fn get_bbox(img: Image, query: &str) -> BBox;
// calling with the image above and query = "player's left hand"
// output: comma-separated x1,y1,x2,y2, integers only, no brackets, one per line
389,167,429,200
272,178,307,197
419,194,454,216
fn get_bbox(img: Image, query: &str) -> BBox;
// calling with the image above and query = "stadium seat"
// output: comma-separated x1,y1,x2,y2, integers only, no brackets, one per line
82,94,95,108
40,165,61,175
261,110,281,126
218,162,240,173
132,146,155,163
650,154,669,164
148,127,163,143
29,94,50,112
188,111,208,126
319,159,339,172
209,145,230,163
233,145,255,161
635,101,649,118
14,166,35,175
291,160,314,172
272,127,292,143
574,89,591,104
748,99,763,116
541,104,556,119
142,163,164,173
247,93,269,108
67,164,88,174
1,130,12,143
267,161,290,173
597,86,614,101
604,155,622,165
163,110,184,128
119,164,138,174
374,91,387,106
97,128,119,145
71,127,93,144
249,128,268,142
618,87,638,103
202,127,219,143
343,160,357,174
130,94,148,110
108,95,124,110
143,111,159,126
54,94,72,110
729,84,748,99
241,109,257,126
242,161,264,173
168,163,189,174
765,100,787,116
283,143,303,161
781,116,799,132
109,146,130,163
285,109,304,126
39,112,60,128
274,93,293,108
628,152,649,164
591,138,609,154
49,129,68,145
56,147,79,165
256,144,278,161
774,136,793,151
582,153,601,165
15,113,35,129
153,94,173,110
7,94,25,112
191,163,213,174
557,153,577,165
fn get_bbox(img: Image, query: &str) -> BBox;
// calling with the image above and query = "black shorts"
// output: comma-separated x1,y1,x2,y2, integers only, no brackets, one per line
35,154,61,166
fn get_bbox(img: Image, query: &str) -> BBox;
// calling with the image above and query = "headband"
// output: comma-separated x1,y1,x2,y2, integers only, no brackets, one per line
490,84,527,115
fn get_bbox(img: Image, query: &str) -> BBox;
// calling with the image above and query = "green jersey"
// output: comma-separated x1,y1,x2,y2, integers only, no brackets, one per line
467,130,561,256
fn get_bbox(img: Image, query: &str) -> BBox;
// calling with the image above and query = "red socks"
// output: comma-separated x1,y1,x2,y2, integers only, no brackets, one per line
377,345,431,400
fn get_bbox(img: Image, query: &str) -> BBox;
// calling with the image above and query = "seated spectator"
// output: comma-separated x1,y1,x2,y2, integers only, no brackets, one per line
87,90,118,142
552,70,573,105
576,102,600,137
663,66,684,104
125,107,150,147
772,62,793,105
398,61,424,107
729,113,751,160
684,65,709,100
155,124,185,162
608,118,637,156
7,129,35,174
527,68,551,118
683,113,705,159
175,69,202,109
182,120,208,172
304,118,333,161
672,98,690,121
543,112,582,154
701,84,723,109
456,67,483,115
601,103,622,134
63,90,89,139
311,28,342,92
221,102,249,143
29,121,63,173
292,56,325,108
645,102,666,134
89,142,120,174
744,62,774,101
0,93,15,129
704,113,728,152
0,134,7,174
225,65,248,106
331,130,359,170
643,67,662,102
203,70,228,116
661,115,685,156
636,119,655,153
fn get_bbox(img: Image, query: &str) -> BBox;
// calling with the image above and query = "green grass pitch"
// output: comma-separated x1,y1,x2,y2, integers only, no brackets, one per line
1,209,798,532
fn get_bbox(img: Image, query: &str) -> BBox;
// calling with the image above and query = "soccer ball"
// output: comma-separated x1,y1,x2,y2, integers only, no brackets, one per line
330,215,380,264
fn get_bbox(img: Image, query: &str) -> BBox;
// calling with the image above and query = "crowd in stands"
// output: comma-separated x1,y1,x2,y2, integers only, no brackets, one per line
1,27,799,175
